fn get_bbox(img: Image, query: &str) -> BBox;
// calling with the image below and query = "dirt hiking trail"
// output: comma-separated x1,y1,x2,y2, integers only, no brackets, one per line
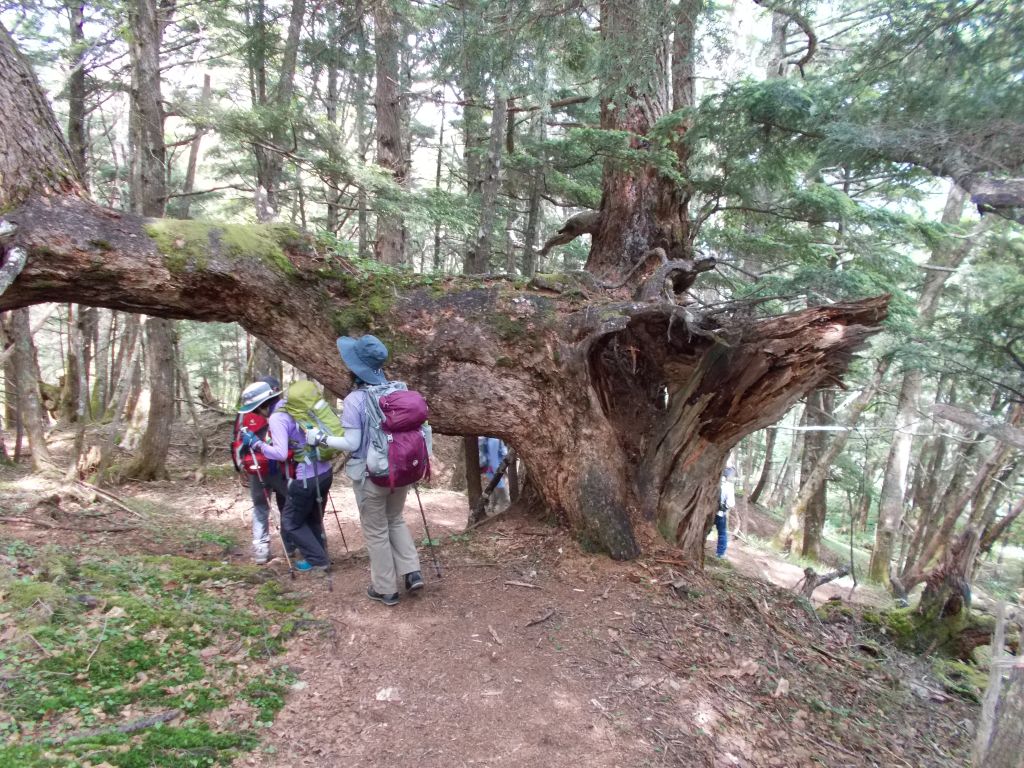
1,459,976,768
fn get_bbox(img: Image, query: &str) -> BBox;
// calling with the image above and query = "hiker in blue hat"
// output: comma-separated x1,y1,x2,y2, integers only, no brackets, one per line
304,335,424,606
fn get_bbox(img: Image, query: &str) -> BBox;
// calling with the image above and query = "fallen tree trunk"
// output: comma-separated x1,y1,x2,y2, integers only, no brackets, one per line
0,23,889,561
0,193,887,559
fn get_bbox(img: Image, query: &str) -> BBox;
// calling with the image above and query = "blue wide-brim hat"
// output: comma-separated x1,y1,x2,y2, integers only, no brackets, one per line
337,335,388,385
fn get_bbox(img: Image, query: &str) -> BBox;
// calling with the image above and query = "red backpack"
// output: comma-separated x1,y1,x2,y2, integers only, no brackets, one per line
231,412,271,476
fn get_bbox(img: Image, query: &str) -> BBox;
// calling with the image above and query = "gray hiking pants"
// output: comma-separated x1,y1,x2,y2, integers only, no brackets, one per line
248,471,294,557
352,480,421,595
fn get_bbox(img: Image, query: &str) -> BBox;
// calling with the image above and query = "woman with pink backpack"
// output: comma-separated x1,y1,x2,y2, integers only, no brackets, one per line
304,334,428,607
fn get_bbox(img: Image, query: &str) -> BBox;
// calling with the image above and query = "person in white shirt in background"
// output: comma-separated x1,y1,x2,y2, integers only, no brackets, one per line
716,467,737,558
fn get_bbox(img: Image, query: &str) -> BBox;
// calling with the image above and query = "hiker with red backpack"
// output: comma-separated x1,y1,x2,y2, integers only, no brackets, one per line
304,334,431,607
239,380,335,576
233,376,306,569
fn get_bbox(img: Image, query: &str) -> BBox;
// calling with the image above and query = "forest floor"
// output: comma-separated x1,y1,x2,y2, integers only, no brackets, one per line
0,423,985,768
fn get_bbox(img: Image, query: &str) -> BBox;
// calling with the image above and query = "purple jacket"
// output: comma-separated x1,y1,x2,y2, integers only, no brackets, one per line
257,402,331,480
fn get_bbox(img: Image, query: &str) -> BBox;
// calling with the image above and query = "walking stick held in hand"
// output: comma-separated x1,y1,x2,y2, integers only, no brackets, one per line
249,448,295,579
326,491,349,554
311,445,334,593
414,485,443,578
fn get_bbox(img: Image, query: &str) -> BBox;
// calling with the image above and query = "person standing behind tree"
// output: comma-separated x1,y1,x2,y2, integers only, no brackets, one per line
240,382,333,575
478,436,510,513
233,376,308,569
716,467,737,558
304,335,423,607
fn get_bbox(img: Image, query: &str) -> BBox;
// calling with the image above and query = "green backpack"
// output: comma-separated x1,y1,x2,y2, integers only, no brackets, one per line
283,380,345,462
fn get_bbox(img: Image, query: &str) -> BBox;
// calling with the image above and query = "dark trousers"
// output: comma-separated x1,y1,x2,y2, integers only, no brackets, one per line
715,512,728,557
282,470,333,567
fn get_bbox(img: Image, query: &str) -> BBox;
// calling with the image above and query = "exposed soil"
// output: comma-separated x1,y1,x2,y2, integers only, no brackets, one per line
0,423,979,768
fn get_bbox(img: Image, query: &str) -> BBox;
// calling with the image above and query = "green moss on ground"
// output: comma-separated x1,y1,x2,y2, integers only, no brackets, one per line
0,538,309,767
817,600,855,623
254,581,303,613
933,658,988,702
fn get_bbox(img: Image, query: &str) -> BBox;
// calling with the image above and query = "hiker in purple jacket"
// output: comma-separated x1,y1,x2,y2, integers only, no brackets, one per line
304,335,423,607
240,390,333,573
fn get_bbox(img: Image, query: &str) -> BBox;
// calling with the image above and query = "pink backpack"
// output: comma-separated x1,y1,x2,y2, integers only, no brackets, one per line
363,382,432,489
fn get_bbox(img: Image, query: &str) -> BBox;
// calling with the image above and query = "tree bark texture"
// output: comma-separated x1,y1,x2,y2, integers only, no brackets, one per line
768,406,806,510
979,665,1024,768
127,0,167,219
464,95,507,274
0,25,82,209
373,0,407,266
65,0,88,183
247,0,306,220
10,308,50,469
748,427,776,504
98,314,140,482
178,74,212,220
249,337,282,387
798,390,832,558
125,316,174,480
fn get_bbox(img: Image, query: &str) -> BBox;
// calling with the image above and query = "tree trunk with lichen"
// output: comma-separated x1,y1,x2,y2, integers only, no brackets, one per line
0,22,888,561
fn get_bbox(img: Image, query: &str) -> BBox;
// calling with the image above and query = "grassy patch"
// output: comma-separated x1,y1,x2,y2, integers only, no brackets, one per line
0,538,309,767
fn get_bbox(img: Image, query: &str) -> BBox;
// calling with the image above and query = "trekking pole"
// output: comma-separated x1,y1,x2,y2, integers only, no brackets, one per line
249,448,295,579
413,485,442,578
326,492,349,554
312,445,333,593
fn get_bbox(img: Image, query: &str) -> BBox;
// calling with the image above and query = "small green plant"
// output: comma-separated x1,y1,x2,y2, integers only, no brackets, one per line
6,539,35,558
198,530,239,552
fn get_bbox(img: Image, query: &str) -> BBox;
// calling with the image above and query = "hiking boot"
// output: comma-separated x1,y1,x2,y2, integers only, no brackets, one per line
293,560,312,572
254,545,270,565
404,571,424,592
367,586,399,606
309,565,331,577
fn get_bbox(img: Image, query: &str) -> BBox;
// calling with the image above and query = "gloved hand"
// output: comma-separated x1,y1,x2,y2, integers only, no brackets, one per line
305,426,327,447
239,427,259,449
